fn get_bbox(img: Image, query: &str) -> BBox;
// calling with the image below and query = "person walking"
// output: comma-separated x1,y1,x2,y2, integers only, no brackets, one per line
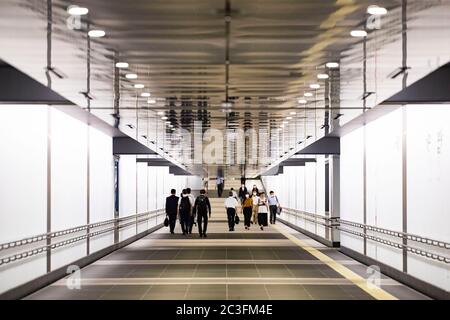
165,189,179,234
216,176,224,197
186,188,196,234
224,191,239,231
257,192,269,231
251,185,259,196
230,187,238,200
242,193,253,230
268,191,280,224
238,183,248,203
193,189,211,238
178,189,192,235
251,190,259,225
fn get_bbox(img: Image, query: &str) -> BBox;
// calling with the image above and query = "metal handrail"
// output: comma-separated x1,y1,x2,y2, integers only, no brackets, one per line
0,209,165,251
280,207,450,249
0,209,166,267
280,207,450,264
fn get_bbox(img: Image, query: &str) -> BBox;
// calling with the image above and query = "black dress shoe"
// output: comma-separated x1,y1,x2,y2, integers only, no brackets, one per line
203,233,207,238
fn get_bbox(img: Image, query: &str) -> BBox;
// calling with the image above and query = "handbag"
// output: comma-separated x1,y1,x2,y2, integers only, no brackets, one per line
276,207,282,215
164,216,169,227
234,214,240,224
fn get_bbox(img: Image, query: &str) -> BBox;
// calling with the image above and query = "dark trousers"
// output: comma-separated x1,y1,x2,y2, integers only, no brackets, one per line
188,213,196,233
243,206,252,227
217,184,224,197
269,205,278,224
197,212,208,235
168,213,177,232
227,208,236,230
180,212,190,234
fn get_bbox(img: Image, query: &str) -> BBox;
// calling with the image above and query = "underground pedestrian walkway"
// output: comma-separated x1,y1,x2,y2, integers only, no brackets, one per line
26,197,429,300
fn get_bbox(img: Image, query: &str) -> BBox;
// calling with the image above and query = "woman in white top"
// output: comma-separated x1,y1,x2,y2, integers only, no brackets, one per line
257,192,269,230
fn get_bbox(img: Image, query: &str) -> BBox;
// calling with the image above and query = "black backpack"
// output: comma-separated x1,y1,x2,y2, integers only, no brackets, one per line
179,196,191,214
196,195,208,214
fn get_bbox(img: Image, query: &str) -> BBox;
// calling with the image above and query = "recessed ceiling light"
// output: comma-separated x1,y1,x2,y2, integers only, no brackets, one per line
367,5,388,15
165,121,171,125
125,73,138,79
304,92,313,97
115,62,129,68
141,92,151,97
161,116,168,120
134,84,144,89
147,99,156,104
317,74,329,79
326,62,339,68
290,111,296,115
283,121,288,124
350,30,367,37
286,117,293,120
221,102,233,108
298,99,307,104
310,84,321,89
67,5,89,15
157,111,164,115
88,30,106,38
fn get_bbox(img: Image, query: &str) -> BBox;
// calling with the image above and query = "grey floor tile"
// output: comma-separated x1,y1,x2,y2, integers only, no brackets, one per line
227,264,258,278
194,264,226,277
303,285,354,300
255,264,292,277
227,285,270,300
265,285,312,300
160,264,197,277
142,285,189,300
99,285,150,300
185,285,226,300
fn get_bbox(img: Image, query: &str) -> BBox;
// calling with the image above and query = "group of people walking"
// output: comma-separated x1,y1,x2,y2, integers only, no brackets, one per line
165,188,212,237
224,184,281,232
165,183,281,237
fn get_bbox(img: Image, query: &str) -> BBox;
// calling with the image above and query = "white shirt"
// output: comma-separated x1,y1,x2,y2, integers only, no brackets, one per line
187,194,195,207
252,195,259,206
225,197,238,208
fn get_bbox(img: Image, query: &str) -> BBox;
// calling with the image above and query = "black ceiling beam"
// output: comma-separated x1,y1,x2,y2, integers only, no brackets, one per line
169,166,193,176
383,63,450,104
113,137,158,155
0,63,72,105
295,136,340,155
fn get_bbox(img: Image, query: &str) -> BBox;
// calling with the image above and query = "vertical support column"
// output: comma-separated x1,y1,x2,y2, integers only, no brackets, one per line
401,0,409,273
113,155,120,243
45,0,53,273
329,155,340,245
86,126,90,255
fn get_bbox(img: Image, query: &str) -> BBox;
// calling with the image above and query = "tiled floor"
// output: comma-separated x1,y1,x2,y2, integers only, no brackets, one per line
25,198,430,300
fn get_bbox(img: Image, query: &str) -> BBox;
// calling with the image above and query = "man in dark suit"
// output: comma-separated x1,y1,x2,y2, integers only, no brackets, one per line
165,189,179,234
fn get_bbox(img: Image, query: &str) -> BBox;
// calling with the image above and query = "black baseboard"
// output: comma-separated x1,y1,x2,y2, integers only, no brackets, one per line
340,246,450,300
0,223,164,300
278,217,340,248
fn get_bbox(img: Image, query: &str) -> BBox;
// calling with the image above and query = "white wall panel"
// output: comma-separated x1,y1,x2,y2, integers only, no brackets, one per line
407,105,450,291
340,126,365,254
0,106,48,294
147,166,157,211
137,163,149,233
88,127,114,253
119,155,137,240
365,108,403,270
50,109,87,270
